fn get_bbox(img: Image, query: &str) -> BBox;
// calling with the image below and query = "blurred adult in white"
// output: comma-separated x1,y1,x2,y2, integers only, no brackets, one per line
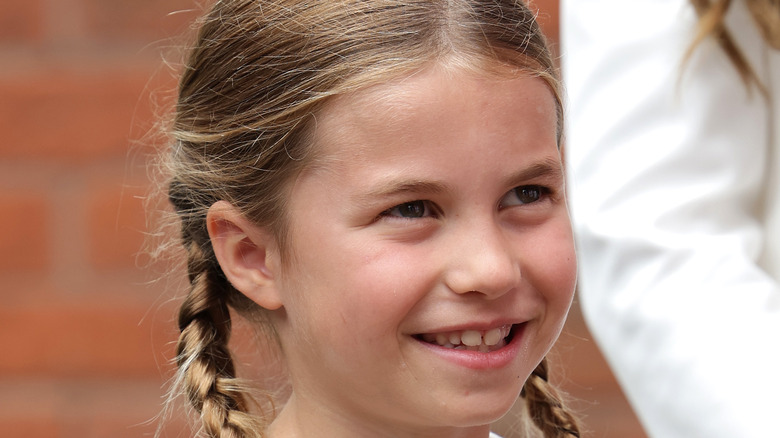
562,1,780,436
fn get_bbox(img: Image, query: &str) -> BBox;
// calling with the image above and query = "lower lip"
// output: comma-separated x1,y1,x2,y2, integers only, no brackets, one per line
413,324,525,370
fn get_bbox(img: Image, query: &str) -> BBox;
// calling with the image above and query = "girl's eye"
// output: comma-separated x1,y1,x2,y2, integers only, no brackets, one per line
383,200,435,218
500,185,549,208
515,186,543,203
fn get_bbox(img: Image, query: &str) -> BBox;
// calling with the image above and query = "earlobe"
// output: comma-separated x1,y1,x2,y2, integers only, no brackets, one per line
206,201,284,310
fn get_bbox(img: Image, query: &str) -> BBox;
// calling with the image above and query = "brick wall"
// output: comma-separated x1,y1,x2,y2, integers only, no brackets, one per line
0,1,646,437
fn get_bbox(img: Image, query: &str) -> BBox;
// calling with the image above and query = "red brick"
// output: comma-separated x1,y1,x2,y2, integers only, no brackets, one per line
0,379,191,438
0,189,49,272
82,0,199,42
2,419,61,438
0,68,169,163
0,296,178,378
554,306,620,386
554,303,647,437
529,0,560,44
86,179,150,270
0,0,44,42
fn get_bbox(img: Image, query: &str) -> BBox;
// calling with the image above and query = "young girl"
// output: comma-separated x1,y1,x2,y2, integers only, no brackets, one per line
160,1,580,437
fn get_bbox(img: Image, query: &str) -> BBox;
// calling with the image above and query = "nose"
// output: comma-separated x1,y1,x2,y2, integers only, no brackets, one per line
442,219,521,299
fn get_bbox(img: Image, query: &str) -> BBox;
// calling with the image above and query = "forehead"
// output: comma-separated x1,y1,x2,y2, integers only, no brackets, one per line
311,66,557,163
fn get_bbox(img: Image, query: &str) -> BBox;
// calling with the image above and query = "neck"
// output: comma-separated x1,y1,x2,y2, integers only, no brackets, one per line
267,393,494,438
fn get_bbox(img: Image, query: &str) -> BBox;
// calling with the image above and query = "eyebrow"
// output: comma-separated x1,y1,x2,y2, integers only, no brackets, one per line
352,179,451,208
507,158,564,184
352,157,564,206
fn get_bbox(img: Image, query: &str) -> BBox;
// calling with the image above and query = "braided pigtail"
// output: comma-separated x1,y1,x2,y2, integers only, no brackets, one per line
170,182,266,438
522,358,581,438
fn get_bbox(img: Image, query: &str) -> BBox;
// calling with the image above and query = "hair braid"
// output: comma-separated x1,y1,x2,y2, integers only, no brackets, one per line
171,177,266,437
522,358,581,438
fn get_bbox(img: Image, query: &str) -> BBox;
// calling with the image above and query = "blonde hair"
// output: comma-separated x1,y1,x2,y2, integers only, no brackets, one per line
161,0,578,436
685,0,780,94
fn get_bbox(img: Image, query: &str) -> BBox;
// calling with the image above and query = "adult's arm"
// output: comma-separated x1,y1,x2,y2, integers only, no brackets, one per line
562,1,780,436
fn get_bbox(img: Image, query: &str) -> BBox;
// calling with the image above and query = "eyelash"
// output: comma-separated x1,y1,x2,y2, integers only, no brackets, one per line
380,200,440,219
499,185,552,209
379,185,552,220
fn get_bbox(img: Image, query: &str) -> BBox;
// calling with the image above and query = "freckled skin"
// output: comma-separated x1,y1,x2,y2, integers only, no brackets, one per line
266,66,577,438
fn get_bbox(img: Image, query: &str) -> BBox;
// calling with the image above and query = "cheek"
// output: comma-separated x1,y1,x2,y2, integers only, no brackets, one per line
522,223,576,359
344,245,434,329
528,221,577,313
285,237,429,339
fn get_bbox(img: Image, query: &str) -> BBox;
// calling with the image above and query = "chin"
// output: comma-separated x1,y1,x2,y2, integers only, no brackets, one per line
434,391,522,428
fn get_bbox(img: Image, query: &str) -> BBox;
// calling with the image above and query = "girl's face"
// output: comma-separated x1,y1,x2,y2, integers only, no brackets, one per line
269,65,576,437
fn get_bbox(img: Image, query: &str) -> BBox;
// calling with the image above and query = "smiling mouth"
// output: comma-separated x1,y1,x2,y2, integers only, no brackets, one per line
414,324,515,353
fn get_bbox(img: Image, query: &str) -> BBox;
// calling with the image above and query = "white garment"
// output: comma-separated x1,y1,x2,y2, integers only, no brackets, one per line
562,1,780,437
489,433,502,438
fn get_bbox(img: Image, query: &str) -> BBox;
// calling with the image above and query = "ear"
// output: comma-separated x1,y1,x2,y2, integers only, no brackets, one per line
206,200,283,310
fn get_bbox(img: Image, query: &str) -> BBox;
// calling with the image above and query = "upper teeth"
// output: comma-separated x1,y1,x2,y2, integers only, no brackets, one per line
421,325,511,349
